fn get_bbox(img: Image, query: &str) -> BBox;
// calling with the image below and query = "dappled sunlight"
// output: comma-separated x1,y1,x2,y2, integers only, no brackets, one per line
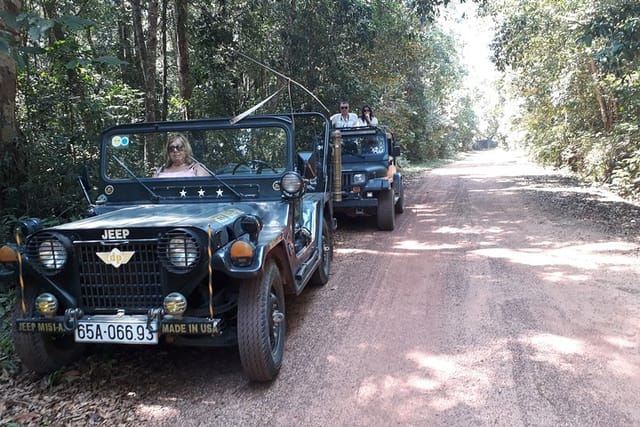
541,271,591,282
335,248,420,256
351,346,500,419
472,241,639,270
433,225,504,235
603,336,636,349
136,404,179,420
393,240,462,251
526,333,584,355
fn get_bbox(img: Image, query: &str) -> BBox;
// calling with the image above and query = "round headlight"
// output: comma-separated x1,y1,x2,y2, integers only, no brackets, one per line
38,238,67,271
168,236,199,268
164,292,187,317
159,230,202,273
352,173,366,186
281,172,304,199
35,293,58,318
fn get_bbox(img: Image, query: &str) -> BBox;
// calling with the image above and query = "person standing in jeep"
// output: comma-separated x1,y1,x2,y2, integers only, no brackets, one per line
330,101,358,128
356,105,378,126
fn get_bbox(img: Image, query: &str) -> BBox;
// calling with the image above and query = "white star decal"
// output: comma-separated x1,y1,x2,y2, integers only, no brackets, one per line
198,188,206,198
179,188,187,198
216,188,224,198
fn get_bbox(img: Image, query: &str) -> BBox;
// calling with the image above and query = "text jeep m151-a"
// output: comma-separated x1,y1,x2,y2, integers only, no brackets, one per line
0,112,334,382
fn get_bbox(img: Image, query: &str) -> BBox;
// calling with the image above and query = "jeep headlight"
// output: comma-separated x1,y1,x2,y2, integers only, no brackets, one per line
160,229,201,272
352,173,366,186
26,233,69,274
168,236,198,267
281,172,304,199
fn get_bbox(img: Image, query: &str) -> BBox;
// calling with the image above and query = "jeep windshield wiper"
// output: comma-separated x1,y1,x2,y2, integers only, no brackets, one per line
192,157,243,200
113,156,161,202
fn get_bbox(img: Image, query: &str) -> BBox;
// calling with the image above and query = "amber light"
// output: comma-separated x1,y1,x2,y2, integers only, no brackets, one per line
229,241,255,267
0,246,18,262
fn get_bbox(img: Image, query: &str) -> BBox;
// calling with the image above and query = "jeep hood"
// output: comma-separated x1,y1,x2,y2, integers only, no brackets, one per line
52,202,287,232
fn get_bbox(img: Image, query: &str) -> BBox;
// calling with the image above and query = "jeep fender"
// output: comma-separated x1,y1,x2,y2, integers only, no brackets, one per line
363,178,392,191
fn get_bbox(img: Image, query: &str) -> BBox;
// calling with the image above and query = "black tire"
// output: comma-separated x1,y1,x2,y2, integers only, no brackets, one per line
377,189,396,231
310,219,333,286
395,183,405,214
12,286,84,373
237,261,285,381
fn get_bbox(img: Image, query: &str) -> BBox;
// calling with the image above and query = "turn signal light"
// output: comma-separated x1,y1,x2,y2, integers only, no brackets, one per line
230,240,255,267
0,246,18,262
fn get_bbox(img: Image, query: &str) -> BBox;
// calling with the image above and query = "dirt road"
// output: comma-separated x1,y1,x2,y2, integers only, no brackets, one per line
4,149,640,426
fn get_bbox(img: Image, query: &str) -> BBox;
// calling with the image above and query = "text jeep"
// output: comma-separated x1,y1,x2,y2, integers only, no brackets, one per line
0,112,334,382
333,126,404,230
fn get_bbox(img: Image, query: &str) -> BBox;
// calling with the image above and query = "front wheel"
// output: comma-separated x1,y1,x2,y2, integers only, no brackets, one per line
310,219,333,286
12,286,85,373
237,261,286,381
377,189,396,231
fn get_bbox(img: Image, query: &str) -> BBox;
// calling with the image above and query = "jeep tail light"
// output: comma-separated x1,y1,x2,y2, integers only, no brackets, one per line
230,240,255,267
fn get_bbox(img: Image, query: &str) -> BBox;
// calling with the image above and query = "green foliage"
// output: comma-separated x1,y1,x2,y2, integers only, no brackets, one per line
490,0,640,193
0,288,16,371
1,0,482,230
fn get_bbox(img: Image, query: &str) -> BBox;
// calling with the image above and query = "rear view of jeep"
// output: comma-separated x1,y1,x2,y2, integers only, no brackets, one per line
333,127,404,230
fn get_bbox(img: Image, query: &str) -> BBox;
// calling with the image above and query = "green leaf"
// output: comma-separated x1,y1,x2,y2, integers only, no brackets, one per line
59,15,95,32
92,56,128,66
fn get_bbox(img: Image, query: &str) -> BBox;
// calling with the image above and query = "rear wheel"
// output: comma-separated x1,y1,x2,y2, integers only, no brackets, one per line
377,189,396,231
12,286,84,373
395,183,405,214
310,219,333,286
237,261,285,381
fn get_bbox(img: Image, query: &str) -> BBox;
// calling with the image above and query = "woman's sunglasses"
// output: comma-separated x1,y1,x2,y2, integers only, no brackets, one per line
168,144,184,152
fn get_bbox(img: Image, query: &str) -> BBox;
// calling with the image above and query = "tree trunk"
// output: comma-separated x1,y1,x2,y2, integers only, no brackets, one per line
175,0,192,119
588,59,613,131
132,0,159,123
0,0,21,147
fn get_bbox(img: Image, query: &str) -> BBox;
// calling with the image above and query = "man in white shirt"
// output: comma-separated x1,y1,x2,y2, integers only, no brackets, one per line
329,101,358,128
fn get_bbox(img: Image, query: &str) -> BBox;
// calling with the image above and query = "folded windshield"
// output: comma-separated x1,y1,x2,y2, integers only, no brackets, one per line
105,126,288,180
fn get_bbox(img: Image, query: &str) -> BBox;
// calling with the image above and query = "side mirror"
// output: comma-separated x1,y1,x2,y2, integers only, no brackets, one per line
393,146,401,157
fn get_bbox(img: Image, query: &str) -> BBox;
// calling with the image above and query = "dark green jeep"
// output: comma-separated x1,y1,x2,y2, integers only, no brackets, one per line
333,126,404,230
0,112,334,382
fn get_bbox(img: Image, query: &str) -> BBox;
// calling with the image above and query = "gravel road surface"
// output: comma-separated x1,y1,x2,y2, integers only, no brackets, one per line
3,149,639,426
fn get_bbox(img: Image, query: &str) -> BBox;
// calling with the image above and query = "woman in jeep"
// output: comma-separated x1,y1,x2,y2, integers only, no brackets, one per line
154,134,210,178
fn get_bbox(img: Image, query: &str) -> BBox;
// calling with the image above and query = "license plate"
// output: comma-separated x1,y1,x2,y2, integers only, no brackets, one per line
74,316,158,344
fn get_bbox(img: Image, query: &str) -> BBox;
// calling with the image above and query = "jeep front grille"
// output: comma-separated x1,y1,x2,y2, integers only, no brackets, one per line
76,241,163,313
342,173,352,190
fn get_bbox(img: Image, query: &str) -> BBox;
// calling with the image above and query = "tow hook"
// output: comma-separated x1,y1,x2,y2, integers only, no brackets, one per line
63,308,83,332
147,307,162,333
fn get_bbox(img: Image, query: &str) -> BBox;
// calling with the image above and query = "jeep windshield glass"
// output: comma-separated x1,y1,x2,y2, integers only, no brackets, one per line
105,126,288,181
341,134,387,158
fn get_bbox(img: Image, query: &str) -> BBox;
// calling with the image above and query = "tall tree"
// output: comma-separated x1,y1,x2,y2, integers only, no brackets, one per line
175,0,192,119
132,0,159,122
0,0,21,147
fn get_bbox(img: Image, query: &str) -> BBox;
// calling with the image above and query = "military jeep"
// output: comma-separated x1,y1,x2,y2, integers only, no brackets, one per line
0,112,334,382
333,126,404,230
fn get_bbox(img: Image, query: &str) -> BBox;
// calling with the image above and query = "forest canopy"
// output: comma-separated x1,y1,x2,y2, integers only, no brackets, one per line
1,0,640,240
0,0,482,239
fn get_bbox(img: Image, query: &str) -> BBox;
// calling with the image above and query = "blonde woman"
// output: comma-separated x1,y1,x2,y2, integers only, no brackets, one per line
154,135,209,178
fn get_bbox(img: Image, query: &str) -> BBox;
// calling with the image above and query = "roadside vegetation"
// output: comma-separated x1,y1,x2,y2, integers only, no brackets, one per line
0,0,639,376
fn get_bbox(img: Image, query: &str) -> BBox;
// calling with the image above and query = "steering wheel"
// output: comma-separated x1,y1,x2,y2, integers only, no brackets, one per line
232,162,251,175
250,159,278,174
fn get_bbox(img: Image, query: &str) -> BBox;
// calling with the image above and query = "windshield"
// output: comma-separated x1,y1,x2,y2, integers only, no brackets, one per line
104,126,288,180
341,134,387,158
